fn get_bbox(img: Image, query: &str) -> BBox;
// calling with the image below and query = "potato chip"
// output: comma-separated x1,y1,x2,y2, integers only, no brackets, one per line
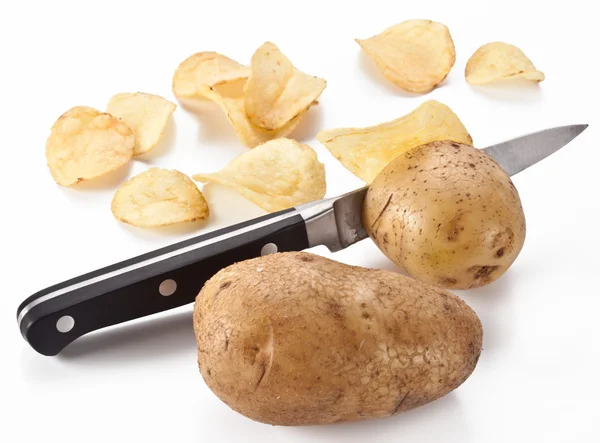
244,42,326,130
193,138,326,212
316,100,472,183
107,92,176,156
206,89,308,148
356,19,456,93
111,168,209,227
172,51,305,147
45,106,134,186
465,42,545,85
172,52,250,99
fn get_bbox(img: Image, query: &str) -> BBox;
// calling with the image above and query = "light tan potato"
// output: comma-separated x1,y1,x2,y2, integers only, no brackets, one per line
465,42,545,85
111,167,209,227
244,42,326,130
356,19,456,93
194,251,483,426
45,106,134,186
107,92,176,155
363,140,526,289
192,138,326,212
171,51,306,147
317,100,473,183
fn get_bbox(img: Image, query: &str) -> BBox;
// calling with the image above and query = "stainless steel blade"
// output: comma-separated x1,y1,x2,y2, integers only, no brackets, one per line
302,124,588,252
483,124,588,176
333,187,369,247
299,187,369,252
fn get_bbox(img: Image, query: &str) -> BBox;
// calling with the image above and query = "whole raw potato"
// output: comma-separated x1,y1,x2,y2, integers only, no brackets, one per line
193,252,483,426
363,140,526,289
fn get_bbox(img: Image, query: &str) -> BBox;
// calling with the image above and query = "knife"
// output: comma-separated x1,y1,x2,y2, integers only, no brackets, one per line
17,124,588,356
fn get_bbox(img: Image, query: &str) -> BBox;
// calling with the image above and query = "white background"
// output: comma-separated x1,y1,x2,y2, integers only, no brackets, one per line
1,1,598,442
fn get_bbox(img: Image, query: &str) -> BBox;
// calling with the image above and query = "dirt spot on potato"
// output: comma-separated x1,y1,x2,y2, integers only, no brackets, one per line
439,277,457,286
446,212,467,242
506,228,514,241
325,300,344,320
491,228,515,248
383,232,389,245
447,227,460,241
298,255,314,262
468,265,499,283
496,248,505,258
215,281,232,300
219,281,231,290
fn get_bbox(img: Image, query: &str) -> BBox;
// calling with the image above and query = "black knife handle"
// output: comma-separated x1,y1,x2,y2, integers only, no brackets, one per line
17,208,309,356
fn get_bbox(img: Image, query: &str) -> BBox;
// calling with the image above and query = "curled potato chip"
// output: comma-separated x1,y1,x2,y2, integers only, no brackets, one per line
172,52,250,99
172,51,304,147
193,138,326,212
45,106,134,186
465,42,545,85
244,42,326,130
203,87,307,148
356,19,456,93
107,92,176,155
317,100,472,183
111,168,209,227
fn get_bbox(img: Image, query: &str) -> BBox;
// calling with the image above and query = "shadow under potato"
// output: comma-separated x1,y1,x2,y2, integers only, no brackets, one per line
454,269,517,354
288,392,467,438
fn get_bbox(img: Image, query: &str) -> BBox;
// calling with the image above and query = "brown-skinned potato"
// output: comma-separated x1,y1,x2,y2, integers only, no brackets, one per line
193,252,483,426
363,140,526,289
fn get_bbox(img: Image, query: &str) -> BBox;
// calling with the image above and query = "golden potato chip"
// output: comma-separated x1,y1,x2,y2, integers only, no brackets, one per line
356,19,456,93
205,88,307,148
244,42,326,130
172,52,250,99
316,100,472,183
465,42,545,85
107,92,176,155
172,50,307,148
45,106,134,186
111,168,209,227
193,138,326,212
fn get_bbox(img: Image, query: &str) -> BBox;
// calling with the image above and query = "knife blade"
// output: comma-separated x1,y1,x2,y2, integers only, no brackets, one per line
483,124,588,176
17,124,587,356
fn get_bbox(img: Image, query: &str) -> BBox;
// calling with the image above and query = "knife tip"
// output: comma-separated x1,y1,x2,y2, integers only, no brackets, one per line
569,124,589,138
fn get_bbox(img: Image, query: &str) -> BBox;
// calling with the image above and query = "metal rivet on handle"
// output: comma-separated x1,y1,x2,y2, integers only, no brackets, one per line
56,315,75,333
159,279,177,296
261,243,278,256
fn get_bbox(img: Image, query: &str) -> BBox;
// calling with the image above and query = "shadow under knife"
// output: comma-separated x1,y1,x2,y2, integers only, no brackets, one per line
57,309,196,362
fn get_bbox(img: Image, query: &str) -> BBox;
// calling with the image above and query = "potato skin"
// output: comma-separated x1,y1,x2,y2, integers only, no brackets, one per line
194,252,483,426
363,140,526,290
